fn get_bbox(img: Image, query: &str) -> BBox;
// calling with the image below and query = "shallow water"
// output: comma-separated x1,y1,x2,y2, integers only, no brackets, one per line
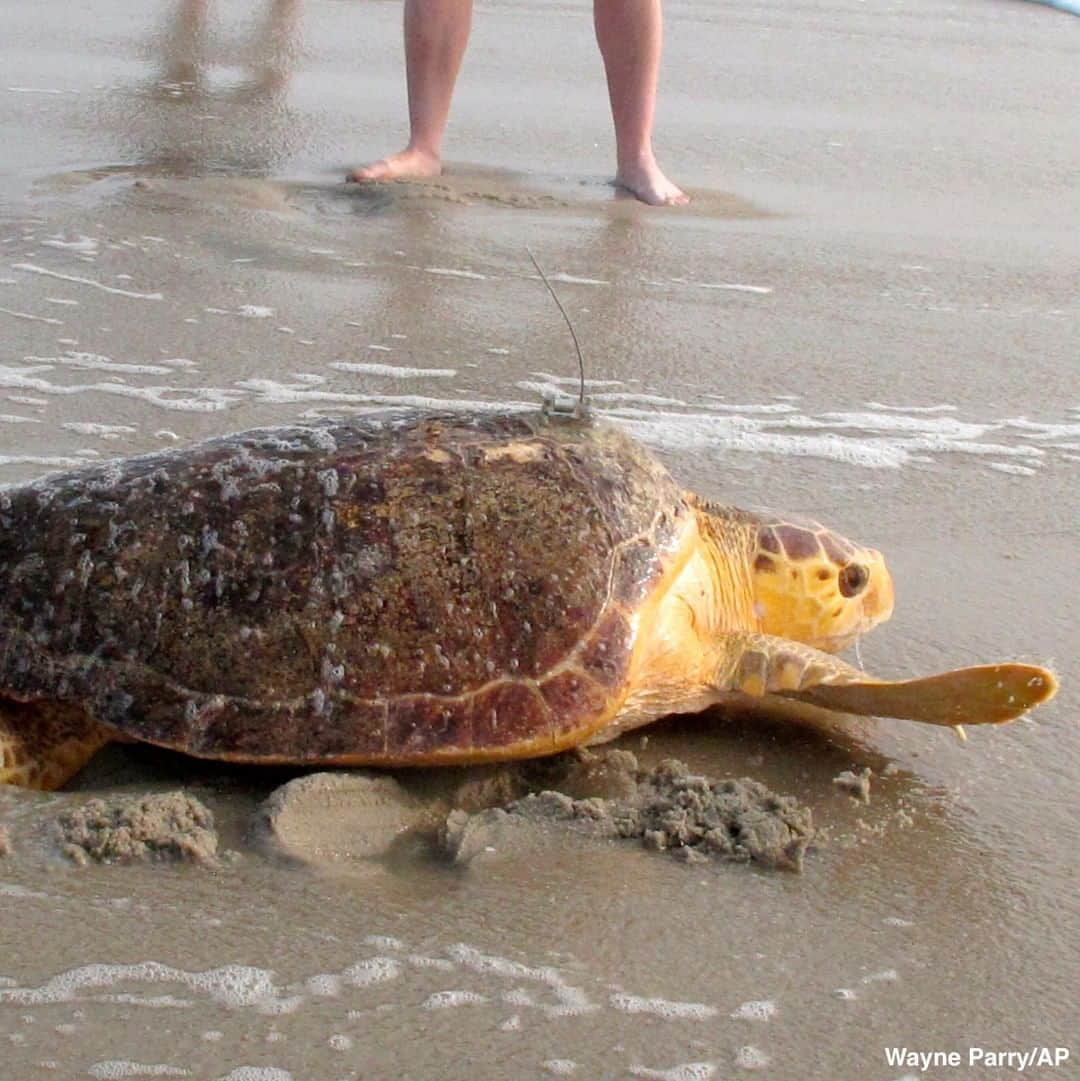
1,0,1077,1078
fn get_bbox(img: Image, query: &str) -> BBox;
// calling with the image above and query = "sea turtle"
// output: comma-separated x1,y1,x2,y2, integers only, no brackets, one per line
0,410,1056,790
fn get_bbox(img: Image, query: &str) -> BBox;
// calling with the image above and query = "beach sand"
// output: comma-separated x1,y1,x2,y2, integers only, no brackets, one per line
1,0,1077,1078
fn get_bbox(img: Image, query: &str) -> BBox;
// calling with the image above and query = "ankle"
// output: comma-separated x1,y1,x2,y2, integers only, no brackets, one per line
404,140,442,163
616,148,658,174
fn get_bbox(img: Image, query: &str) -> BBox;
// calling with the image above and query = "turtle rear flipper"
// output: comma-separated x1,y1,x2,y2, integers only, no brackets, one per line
722,634,1057,726
0,697,111,790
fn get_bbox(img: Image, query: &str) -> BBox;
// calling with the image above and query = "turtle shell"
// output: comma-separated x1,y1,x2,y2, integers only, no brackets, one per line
0,411,691,764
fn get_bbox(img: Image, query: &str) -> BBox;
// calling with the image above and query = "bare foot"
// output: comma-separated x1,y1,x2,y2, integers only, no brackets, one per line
614,155,689,206
346,147,442,183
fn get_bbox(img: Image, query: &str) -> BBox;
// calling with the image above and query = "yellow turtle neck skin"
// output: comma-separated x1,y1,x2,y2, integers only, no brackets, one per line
589,505,760,744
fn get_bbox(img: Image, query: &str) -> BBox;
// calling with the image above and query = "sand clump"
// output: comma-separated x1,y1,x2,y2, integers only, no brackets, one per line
252,750,812,872
55,791,218,866
833,768,872,803
0,823,11,857
253,771,428,864
441,753,814,872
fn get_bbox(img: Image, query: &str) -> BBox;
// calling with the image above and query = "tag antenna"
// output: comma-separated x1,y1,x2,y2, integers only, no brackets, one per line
526,247,586,408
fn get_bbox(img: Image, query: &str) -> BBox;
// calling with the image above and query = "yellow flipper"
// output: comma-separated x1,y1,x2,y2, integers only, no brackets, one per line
788,663,1057,727
0,698,110,790
723,634,1057,727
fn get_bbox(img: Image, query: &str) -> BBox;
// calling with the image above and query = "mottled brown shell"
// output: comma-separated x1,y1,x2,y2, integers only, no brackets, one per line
0,411,690,763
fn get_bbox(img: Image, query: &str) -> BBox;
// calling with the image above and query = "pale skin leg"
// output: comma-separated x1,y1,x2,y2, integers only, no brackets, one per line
347,0,473,182
594,0,687,205
348,0,687,206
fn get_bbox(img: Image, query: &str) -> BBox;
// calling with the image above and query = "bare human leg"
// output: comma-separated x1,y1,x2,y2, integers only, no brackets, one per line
348,0,473,182
593,0,688,206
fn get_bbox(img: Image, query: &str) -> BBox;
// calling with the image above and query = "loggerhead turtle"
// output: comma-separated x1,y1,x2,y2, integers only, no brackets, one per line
0,410,1057,790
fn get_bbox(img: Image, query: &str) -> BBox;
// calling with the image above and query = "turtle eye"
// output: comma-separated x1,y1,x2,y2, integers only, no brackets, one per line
838,563,869,598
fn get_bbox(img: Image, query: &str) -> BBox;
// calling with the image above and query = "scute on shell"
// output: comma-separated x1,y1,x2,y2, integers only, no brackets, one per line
0,411,690,762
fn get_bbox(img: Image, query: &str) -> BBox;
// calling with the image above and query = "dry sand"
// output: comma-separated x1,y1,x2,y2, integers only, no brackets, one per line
0,0,1077,1078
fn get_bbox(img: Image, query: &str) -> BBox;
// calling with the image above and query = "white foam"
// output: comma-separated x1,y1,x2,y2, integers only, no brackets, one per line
41,236,98,255
0,413,39,423
91,994,194,1009
331,363,457,379
422,990,487,1009
0,454,87,468
589,392,689,407
242,378,532,415
447,944,562,988
616,413,912,468
819,410,990,439
629,1063,716,1081
7,395,48,405
11,264,162,300
0,963,299,1012
1006,418,1080,440
0,307,63,325
362,935,405,951
734,1046,770,1070
445,944,593,1016
218,1070,292,1081
424,267,487,281
517,380,576,400
328,1034,352,1051
544,273,609,287
867,401,957,414
304,974,342,996
693,281,772,295
0,883,49,899
731,1000,777,1021
701,399,799,414
340,957,401,987
542,1061,578,1075
530,371,623,388
862,969,899,983
0,364,239,413
87,1063,188,1078
27,351,177,376
407,955,455,972
610,993,718,1020
62,422,137,439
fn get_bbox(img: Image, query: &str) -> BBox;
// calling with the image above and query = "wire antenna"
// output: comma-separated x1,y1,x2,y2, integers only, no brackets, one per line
526,247,586,408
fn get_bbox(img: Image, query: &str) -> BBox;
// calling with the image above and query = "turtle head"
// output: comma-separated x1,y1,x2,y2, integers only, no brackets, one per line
748,515,894,653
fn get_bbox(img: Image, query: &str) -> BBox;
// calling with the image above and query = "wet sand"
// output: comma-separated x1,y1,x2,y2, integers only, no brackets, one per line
1,0,1078,1078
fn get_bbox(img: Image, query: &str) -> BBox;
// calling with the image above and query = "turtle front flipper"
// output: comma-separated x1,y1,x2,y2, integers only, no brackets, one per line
720,634,1057,726
0,697,111,790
